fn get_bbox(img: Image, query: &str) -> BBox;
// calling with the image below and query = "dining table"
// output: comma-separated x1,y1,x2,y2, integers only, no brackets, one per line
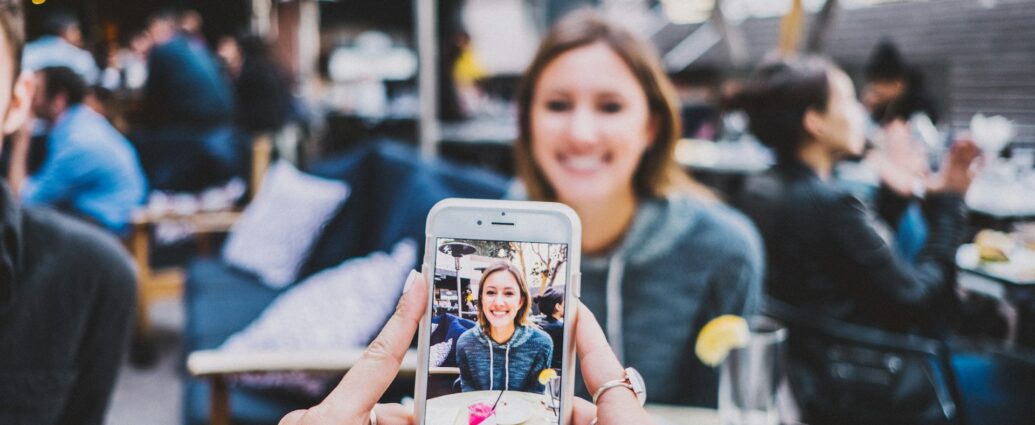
422,390,719,425
957,241,1035,346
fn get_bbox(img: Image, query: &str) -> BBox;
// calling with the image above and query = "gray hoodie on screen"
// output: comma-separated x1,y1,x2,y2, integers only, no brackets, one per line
455,324,554,393
578,195,763,406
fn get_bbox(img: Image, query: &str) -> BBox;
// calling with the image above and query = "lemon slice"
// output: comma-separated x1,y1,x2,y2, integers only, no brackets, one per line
695,315,750,367
538,368,558,385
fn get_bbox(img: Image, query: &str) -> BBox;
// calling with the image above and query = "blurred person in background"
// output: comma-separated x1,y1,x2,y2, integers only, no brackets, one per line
512,9,763,406
21,8,99,85
217,32,302,169
8,66,147,236
858,40,943,263
534,287,565,369
100,29,152,93
861,41,1009,338
733,56,978,336
732,56,1035,424
215,34,242,80
178,9,206,50
227,34,294,136
0,2,136,424
135,9,242,193
863,40,940,130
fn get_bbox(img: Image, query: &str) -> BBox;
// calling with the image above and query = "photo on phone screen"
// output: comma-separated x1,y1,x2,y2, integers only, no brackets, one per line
425,237,568,425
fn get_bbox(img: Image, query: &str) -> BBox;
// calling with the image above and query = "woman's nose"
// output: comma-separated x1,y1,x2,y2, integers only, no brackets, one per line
567,107,599,148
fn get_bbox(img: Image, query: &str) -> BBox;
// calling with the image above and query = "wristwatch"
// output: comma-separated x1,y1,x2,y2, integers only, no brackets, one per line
592,367,646,407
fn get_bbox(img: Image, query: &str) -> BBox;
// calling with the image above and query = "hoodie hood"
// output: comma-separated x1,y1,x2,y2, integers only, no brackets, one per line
584,196,704,269
470,323,535,350
582,195,705,361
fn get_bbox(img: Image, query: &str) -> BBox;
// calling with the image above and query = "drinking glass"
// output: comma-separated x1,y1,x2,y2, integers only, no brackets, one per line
544,375,561,415
718,317,787,425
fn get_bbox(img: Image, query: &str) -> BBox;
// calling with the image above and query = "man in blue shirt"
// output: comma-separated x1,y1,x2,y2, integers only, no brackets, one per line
18,66,147,235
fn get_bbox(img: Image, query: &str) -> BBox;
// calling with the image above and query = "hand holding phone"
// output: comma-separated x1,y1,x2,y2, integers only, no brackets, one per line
278,272,653,425
417,199,581,425
280,199,653,425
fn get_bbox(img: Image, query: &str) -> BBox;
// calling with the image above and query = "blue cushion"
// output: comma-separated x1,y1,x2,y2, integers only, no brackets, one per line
183,259,284,352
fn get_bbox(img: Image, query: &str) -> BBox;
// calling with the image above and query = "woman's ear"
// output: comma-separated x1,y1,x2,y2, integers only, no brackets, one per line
2,72,35,136
802,107,825,141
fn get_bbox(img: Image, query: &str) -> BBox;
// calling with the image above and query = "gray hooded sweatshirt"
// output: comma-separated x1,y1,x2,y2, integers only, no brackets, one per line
578,195,763,406
455,324,554,393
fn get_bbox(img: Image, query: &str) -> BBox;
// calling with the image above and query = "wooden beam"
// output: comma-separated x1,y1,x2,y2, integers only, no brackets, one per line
778,0,805,56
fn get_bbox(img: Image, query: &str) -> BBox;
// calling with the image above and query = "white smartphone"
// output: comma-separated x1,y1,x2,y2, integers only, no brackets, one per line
415,198,581,425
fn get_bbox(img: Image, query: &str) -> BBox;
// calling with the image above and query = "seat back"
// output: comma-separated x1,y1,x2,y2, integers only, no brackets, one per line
297,142,510,281
763,299,964,425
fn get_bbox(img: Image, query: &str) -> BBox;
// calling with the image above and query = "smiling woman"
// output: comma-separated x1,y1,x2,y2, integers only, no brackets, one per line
509,9,763,406
455,260,554,394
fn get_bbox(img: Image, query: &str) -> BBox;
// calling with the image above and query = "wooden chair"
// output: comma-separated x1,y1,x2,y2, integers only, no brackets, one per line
127,136,273,364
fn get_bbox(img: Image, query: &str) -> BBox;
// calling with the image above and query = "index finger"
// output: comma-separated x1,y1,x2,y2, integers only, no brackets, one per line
320,270,428,418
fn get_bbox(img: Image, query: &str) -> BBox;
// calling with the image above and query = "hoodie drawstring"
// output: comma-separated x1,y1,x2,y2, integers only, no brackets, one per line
487,339,513,391
606,255,626,363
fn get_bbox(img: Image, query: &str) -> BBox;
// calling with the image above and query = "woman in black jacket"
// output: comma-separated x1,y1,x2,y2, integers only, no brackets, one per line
733,57,980,334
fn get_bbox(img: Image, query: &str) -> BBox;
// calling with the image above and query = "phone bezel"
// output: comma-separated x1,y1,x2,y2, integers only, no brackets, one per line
416,198,581,425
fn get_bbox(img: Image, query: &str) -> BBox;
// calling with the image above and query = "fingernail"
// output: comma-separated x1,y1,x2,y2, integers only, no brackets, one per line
403,270,419,294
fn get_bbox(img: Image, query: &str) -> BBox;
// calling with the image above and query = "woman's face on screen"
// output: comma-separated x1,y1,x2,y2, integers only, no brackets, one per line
480,271,523,330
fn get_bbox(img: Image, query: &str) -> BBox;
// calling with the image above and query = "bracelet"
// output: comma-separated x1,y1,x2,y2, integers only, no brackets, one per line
592,381,636,405
369,405,378,425
592,367,646,408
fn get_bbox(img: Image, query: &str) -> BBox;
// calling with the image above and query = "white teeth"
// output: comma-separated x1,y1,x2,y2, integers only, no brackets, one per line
563,155,605,172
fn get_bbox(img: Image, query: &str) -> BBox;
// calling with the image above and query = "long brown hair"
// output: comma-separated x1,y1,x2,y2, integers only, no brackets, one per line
476,260,532,333
514,8,710,201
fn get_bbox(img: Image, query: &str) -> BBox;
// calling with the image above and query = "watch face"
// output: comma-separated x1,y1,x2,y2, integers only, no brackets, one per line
625,367,646,404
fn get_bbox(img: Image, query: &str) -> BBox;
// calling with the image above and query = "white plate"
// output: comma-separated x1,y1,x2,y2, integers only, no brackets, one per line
957,244,1035,284
489,396,532,425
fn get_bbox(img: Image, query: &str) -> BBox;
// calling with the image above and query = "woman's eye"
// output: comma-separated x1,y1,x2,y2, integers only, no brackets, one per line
600,102,623,113
546,100,570,111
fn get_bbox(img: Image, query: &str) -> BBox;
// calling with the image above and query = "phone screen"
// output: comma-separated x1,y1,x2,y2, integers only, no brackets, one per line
425,237,568,425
